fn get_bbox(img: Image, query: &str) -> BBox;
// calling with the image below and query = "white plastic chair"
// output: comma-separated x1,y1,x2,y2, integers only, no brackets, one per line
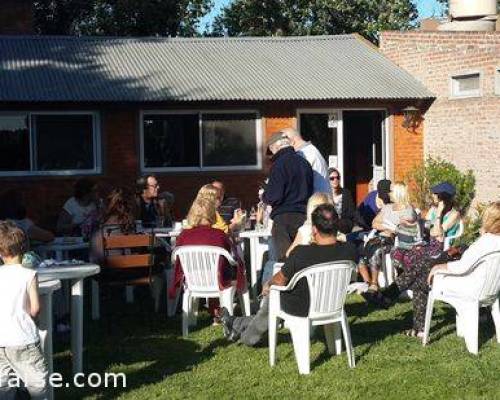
172,245,251,338
443,219,465,251
423,251,500,354
269,261,356,374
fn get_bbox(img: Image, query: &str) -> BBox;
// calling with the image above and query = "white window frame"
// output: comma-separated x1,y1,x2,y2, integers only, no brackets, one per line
140,109,263,172
495,67,500,96
0,111,101,177
450,71,482,99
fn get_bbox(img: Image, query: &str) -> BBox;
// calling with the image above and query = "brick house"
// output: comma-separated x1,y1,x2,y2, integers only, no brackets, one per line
380,31,500,203
0,34,433,227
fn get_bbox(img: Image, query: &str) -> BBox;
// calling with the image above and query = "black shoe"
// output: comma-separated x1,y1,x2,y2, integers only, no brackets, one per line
381,283,400,302
361,291,391,309
220,307,234,339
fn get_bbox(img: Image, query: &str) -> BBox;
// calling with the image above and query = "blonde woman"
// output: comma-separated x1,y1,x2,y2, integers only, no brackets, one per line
359,182,416,292
195,184,244,234
170,198,246,322
286,192,333,257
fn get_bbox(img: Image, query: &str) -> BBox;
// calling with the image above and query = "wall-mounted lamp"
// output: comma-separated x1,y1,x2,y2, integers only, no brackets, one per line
402,105,421,131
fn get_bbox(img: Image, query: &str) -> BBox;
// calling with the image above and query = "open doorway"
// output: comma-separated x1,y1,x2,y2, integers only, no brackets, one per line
343,110,385,204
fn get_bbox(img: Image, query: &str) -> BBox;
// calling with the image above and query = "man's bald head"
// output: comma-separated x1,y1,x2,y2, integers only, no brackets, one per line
279,127,305,150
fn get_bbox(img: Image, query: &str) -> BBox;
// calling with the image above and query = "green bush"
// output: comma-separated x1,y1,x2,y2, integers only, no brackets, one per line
455,203,486,247
405,157,475,214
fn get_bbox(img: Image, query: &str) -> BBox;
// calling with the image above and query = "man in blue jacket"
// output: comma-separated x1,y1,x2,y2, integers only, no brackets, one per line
263,132,313,261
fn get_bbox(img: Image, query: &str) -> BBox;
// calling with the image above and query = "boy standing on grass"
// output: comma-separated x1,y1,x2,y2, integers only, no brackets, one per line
0,221,48,400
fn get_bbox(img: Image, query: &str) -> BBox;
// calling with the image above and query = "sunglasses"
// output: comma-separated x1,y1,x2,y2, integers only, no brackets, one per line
329,176,340,181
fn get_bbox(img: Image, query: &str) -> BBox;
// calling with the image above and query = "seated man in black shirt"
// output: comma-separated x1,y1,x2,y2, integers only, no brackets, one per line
220,204,356,345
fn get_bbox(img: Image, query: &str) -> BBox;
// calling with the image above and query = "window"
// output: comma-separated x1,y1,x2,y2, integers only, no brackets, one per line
143,114,200,168
451,73,481,98
142,111,261,171
0,115,30,172
0,112,100,176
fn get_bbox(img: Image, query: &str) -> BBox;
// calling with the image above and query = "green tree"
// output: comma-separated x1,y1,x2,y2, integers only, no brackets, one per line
211,0,417,43
34,0,95,35
34,0,213,36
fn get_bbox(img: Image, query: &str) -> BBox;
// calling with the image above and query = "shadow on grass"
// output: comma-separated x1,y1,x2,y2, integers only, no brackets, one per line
54,290,231,399
424,306,497,350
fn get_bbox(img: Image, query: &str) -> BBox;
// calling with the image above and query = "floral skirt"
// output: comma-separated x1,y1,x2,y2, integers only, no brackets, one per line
392,238,443,271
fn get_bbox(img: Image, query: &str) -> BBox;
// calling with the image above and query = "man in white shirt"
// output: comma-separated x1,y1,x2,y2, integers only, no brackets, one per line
280,128,330,193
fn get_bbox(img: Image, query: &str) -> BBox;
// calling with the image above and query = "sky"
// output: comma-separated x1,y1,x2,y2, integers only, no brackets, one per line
201,0,446,30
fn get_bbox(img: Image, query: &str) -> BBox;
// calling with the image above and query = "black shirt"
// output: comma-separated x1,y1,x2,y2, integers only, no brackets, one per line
138,197,158,228
280,242,357,317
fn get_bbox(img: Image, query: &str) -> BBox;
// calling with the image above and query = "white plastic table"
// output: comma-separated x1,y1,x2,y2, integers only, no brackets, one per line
239,229,272,297
37,264,100,375
34,238,90,261
155,230,182,316
39,279,61,400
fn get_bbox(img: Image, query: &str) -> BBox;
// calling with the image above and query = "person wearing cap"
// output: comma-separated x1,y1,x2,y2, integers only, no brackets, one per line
357,179,392,228
426,182,461,241
279,128,330,194
262,132,313,261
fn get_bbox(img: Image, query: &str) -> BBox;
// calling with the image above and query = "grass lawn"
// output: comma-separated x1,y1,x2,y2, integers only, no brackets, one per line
54,290,500,400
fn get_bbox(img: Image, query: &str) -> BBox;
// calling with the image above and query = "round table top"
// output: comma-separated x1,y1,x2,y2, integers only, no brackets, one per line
239,229,272,239
39,279,61,294
155,230,182,238
37,264,100,282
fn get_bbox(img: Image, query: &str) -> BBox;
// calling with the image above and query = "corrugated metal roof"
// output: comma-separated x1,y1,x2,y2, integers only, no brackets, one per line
0,34,434,102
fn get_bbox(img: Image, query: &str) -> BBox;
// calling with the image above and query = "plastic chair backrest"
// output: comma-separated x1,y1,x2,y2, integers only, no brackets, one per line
172,245,235,292
287,261,355,319
474,251,500,303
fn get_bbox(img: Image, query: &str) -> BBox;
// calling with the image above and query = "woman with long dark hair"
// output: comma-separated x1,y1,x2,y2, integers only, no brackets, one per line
392,182,461,271
101,187,136,233
90,187,136,263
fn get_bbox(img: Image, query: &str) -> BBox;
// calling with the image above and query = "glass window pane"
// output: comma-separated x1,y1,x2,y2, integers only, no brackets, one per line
457,75,479,91
202,113,257,167
143,114,199,168
453,74,480,95
0,115,30,171
33,114,95,171
299,113,337,160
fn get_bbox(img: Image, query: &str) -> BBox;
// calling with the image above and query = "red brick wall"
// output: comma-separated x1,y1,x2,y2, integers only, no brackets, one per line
380,31,500,202
392,113,424,182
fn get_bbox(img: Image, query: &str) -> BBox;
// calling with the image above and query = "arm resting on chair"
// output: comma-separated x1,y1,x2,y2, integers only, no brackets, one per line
263,270,290,296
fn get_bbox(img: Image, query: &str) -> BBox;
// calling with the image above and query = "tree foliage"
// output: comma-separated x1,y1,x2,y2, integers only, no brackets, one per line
34,0,95,35
211,0,418,43
34,0,213,36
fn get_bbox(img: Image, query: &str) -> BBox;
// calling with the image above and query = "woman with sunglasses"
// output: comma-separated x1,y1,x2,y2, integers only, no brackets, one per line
328,167,358,234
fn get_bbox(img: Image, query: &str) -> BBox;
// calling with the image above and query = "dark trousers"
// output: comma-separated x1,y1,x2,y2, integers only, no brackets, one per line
395,258,434,332
272,212,306,262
